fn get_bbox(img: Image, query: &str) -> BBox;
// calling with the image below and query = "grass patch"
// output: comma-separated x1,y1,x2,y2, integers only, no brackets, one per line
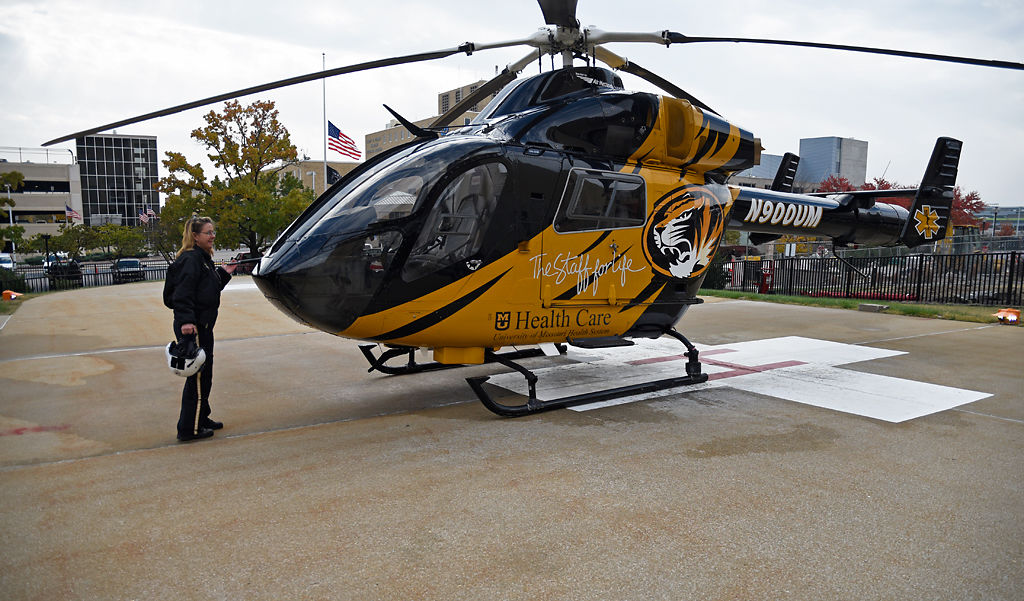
0,293,38,315
701,289,1019,324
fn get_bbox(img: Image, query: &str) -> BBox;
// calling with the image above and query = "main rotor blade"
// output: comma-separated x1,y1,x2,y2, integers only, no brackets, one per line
42,45,478,147
594,46,719,115
429,52,536,129
664,32,1024,71
537,0,579,28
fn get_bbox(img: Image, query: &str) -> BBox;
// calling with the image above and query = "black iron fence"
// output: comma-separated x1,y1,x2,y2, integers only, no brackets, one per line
6,252,1022,306
10,260,170,293
723,251,1022,306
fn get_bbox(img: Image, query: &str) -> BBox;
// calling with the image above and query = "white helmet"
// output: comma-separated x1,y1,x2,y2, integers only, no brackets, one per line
165,336,207,377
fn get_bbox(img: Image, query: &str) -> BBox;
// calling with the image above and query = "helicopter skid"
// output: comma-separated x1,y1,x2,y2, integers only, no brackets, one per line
358,344,565,376
468,330,706,417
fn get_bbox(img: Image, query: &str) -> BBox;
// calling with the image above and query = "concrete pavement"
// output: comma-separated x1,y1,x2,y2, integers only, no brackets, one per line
0,280,1021,600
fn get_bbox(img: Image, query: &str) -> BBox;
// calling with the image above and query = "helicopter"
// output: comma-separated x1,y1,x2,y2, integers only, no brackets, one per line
44,0,1023,417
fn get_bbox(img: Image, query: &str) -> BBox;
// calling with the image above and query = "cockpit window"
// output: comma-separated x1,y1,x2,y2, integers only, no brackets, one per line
324,154,442,224
554,169,646,233
402,161,509,281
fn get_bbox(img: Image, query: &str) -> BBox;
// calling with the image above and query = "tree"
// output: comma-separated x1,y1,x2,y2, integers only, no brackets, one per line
1,171,26,252
820,173,984,227
48,223,96,259
94,224,147,259
858,176,914,208
950,188,984,226
859,176,900,191
156,99,314,256
815,175,856,193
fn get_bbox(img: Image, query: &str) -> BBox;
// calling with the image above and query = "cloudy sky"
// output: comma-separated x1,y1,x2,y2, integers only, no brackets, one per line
2,0,1022,205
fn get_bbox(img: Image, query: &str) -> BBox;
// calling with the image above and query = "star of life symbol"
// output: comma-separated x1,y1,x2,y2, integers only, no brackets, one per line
914,205,942,239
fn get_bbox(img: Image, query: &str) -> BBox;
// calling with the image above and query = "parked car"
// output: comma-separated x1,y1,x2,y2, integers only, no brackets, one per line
42,252,69,269
46,260,83,290
0,253,14,271
231,251,262,276
112,258,145,284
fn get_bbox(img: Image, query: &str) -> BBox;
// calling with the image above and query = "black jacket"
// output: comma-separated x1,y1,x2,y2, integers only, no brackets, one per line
171,248,231,327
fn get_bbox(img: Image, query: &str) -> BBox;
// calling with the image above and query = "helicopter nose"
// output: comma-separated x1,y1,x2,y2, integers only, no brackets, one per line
252,230,402,334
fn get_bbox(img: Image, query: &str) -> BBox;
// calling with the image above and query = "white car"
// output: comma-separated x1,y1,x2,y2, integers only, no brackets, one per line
0,253,14,270
42,252,68,269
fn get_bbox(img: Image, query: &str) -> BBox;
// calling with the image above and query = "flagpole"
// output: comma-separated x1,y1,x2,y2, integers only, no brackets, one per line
322,52,327,196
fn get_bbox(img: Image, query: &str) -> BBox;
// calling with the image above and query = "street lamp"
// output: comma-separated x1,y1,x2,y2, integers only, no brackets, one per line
3,183,12,254
41,234,51,268
306,170,316,195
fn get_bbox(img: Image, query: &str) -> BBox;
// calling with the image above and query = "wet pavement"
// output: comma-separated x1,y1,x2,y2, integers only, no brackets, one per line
0,280,1021,600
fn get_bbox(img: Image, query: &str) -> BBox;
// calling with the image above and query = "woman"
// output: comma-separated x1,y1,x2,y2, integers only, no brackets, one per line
170,216,236,442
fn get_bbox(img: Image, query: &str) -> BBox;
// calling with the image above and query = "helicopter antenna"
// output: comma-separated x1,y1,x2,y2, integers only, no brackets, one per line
382,105,438,140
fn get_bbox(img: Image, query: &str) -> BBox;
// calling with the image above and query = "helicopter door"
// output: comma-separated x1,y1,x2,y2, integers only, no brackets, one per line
540,168,647,307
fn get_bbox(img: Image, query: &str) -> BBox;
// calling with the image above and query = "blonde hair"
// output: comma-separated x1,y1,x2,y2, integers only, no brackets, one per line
176,216,215,257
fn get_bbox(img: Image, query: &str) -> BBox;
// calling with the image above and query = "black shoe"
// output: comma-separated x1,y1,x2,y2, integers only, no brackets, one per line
199,419,223,430
177,428,215,442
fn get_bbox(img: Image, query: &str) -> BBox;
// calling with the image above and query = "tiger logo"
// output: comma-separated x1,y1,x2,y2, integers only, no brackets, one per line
641,185,728,279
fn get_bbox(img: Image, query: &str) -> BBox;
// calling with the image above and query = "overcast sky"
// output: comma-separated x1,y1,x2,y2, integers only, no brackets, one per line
2,0,1022,206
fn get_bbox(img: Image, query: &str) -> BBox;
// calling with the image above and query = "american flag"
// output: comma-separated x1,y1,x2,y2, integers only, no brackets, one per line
139,211,150,224
327,121,361,161
65,204,82,221
146,206,157,218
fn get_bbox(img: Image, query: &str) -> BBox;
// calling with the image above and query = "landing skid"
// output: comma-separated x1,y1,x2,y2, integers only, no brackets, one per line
358,344,566,376
467,329,707,417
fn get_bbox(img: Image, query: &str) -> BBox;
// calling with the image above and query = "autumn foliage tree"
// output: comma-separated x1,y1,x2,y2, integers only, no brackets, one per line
815,174,856,193
816,174,984,227
157,99,313,256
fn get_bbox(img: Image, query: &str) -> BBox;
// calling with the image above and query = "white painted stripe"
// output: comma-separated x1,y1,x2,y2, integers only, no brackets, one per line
720,363,989,423
484,336,991,422
856,324,995,345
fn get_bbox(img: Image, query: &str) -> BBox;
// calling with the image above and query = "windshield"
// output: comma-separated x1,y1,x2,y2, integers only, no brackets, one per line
322,138,495,226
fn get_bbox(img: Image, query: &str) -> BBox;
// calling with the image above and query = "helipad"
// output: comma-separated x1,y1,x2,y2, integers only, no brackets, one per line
0,281,1020,600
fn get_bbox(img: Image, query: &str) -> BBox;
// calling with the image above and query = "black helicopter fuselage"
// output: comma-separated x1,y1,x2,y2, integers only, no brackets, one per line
253,67,949,364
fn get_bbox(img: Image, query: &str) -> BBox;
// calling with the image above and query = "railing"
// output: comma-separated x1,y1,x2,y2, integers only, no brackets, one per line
722,251,1022,306
12,260,170,293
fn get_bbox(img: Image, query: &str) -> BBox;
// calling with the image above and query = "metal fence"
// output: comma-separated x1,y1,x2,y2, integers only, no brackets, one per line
10,260,170,293
723,251,1023,306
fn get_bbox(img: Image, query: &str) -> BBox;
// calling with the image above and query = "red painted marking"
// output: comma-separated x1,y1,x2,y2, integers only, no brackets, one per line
628,348,736,366
704,359,805,380
627,349,804,380
0,424,71,436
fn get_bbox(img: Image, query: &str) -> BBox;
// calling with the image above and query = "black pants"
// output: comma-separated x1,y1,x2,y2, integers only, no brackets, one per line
173,322,215,436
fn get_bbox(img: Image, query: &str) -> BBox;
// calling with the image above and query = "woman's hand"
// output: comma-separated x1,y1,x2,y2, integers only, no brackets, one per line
222,261,238,275
181,323,197,336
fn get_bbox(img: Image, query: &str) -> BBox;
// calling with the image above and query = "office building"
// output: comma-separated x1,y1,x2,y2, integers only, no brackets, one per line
732,136,868,192
0,147,84,251
279,160,361,196
795,136,868,188
75,134,160,226
365,80,499,159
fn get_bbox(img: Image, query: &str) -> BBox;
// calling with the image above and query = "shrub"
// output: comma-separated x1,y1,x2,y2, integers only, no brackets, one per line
0,268,27,292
